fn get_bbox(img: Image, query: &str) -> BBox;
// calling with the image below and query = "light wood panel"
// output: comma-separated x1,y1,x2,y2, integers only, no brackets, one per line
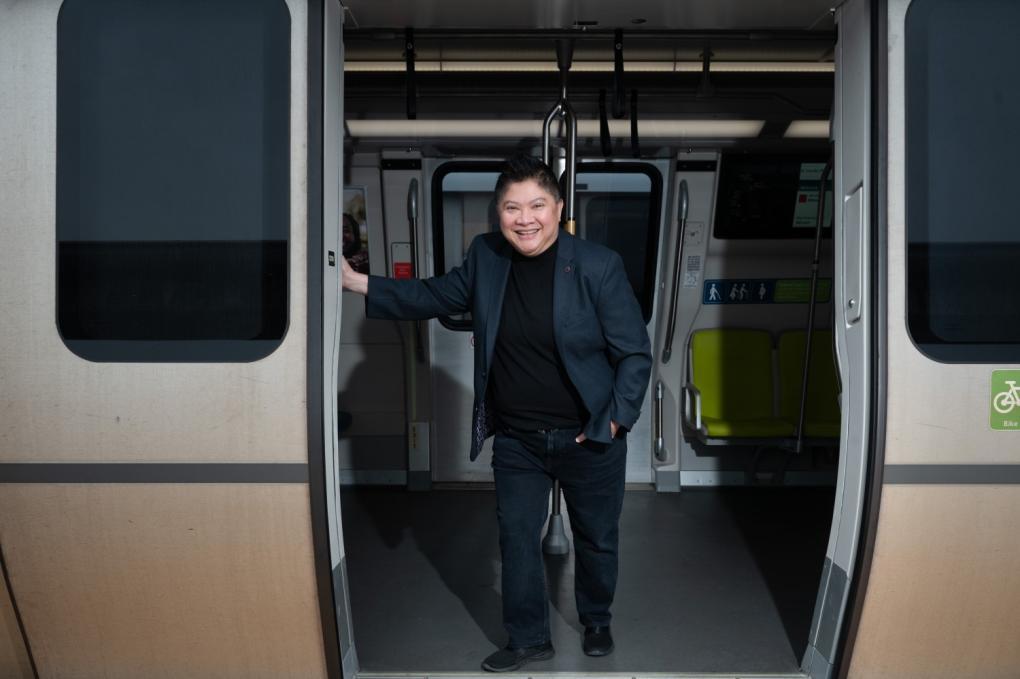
0,574,33,679
848,485,1020,678
0,484,327,679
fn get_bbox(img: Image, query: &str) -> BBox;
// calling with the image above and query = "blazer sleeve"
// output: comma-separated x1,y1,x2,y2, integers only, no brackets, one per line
364,238,475,321
596,251,652,430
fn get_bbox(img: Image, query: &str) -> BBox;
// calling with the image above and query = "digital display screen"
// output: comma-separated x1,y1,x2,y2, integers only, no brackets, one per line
714,154,833,239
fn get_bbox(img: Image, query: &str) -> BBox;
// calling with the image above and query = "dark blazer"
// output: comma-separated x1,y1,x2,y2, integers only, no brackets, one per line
366,230,652,461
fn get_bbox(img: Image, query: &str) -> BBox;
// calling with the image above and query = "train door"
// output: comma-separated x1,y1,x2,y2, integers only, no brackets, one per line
837,1,1020,677
0,1,352,677
423,158,669,484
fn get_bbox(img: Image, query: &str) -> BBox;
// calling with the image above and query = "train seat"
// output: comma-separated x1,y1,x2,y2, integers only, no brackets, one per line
777,329,841,440
683,329,795,444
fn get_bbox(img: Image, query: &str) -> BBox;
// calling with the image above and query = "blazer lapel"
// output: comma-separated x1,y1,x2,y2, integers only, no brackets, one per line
484,239,512,369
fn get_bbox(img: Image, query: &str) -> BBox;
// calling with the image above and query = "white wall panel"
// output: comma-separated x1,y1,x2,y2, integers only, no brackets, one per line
0,0,309,464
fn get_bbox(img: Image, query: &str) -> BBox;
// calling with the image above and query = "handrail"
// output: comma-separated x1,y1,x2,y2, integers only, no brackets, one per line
541,40,578,235
542,41,576,557
660,179,689,364
654,381,666,461
794,151,834,453
406,178,426,364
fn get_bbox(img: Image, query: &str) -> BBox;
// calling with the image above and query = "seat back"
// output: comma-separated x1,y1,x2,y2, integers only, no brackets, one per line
777,329,841,425
689,329,775,422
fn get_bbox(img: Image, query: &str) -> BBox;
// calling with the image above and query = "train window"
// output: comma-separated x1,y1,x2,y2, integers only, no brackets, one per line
55,0,290,362
575,165,662,322
905,0,1020,361
714,154,833,239
431,163,502,330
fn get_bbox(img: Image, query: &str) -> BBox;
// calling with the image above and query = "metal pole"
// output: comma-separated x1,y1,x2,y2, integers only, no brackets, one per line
795,154,833,454
406,179,426,364
543,40,576,557
661,180,690,364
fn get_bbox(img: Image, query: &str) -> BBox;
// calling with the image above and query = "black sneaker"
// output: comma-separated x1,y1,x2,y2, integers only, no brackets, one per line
583,626,614,656
481,642,555,672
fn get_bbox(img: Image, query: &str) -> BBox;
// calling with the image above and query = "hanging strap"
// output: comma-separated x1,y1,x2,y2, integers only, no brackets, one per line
630,89,640,158
599,89,612,157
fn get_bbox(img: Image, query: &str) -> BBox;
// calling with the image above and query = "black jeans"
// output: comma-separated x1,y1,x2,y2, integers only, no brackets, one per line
491,427,627,648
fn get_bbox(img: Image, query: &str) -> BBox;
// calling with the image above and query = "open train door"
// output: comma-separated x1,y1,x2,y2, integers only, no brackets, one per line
0,1,352,676
831,1,1020,677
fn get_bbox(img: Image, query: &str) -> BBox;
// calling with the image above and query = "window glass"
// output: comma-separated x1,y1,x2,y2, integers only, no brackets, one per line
432,166,502,328
576,166,662,322
431,163,661,328
906,0,1020,361
714,154,833,239
56,0,290,362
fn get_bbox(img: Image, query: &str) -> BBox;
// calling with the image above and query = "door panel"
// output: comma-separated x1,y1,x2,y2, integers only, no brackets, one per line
0,1,336,677
846,1,1020,676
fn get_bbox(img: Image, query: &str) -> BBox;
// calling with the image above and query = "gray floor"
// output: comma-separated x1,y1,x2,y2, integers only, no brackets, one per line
340,486,834,675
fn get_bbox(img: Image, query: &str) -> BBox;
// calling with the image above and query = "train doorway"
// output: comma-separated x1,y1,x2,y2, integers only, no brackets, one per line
331,2,875,678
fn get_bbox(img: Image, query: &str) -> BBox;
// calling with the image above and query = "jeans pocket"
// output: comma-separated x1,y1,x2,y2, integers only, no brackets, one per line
575,437,610,454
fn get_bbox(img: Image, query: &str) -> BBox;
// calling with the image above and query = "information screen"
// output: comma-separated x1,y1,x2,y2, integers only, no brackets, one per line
714,154,833,239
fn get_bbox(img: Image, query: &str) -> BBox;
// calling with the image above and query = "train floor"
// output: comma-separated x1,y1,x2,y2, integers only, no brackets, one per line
340,485,835,675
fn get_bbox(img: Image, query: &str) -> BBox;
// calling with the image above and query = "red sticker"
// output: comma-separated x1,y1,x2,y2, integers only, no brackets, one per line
393,262,413,279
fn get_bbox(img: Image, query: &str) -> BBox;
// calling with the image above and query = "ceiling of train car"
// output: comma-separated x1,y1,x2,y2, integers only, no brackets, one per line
340,0,836,152
342,0,836,31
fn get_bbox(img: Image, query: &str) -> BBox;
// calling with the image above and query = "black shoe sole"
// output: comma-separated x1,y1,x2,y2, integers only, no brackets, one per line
481,647,555,672
583,642,614,657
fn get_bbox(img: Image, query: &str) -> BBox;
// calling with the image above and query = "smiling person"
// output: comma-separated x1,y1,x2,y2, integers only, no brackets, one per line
341,154,651,672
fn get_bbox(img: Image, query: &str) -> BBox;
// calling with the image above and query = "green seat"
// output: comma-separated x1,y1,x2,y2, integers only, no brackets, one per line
777,330,841,440
684,329,794,442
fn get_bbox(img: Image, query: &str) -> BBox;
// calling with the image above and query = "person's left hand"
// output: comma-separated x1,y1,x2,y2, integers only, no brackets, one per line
576,420,619,443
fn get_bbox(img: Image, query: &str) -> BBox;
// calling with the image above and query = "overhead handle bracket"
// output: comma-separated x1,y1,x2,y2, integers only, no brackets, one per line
404,27,417,120
612,29,626,118
697,43,714,98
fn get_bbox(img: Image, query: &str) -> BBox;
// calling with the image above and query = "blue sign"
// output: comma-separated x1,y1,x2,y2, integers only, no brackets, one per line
703,278,832,305
703,279,775,305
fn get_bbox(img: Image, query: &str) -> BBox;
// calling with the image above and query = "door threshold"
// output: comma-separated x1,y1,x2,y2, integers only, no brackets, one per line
354,668,807,672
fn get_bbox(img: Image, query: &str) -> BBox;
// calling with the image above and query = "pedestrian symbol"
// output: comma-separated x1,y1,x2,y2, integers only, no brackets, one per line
703,279,777,305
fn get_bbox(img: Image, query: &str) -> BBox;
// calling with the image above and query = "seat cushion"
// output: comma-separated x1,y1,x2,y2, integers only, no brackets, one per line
701,416,795,439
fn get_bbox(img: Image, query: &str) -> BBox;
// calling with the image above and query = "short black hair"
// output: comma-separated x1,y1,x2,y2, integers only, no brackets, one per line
494,154,562,204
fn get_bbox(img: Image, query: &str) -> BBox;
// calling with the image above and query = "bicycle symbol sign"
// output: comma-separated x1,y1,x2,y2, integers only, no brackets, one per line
991,370,1020,430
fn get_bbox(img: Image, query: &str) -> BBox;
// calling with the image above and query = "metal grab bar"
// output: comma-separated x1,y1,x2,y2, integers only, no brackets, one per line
654,381,666,461
406,178,426,364
794,152,834,454
660,180,690,364
541,40,578,235
542,40,576,557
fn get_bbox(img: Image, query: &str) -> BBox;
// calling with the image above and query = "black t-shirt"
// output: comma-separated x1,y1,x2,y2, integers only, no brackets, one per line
489,240,588,431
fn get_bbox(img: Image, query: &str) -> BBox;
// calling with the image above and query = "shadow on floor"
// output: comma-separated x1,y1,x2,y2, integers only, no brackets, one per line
716,484,836,661
341,487,506,648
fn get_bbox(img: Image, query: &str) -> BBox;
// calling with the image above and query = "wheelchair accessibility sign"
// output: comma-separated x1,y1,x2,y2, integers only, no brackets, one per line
991,370,1020,430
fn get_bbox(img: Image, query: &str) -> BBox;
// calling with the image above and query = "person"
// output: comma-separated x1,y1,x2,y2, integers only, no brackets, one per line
341,154,651,672
342,212,370,274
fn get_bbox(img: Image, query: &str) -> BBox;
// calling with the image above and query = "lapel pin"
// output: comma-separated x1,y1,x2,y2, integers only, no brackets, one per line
564,265,572,273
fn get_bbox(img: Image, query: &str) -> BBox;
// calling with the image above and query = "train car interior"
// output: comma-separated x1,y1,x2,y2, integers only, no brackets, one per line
335,1,856,676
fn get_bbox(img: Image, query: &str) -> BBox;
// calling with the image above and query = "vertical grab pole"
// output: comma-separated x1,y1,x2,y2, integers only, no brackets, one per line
661,180,690,364
563,101,577,235
543,39,576,557
795,153,834,454
407,178,426,364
